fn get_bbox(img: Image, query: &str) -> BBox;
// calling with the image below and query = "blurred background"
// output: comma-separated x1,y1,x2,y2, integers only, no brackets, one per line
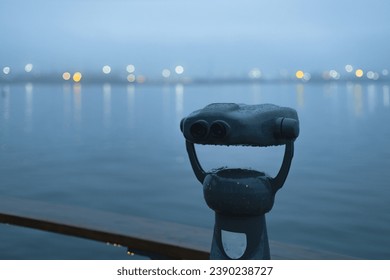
1,0,390,81
1,0,390,259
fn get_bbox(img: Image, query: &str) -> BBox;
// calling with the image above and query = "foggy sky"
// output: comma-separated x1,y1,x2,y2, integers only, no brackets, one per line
1,0,390,76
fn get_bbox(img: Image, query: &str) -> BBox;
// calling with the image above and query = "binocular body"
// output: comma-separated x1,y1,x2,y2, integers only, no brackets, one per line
181,103,299,260
181,103,299,147
204,168,273,259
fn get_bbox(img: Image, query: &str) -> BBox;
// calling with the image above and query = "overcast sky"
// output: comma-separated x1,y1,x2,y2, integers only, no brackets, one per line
1,0,390,76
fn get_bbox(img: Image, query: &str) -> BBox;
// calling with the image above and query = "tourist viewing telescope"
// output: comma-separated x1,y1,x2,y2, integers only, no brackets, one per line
181,103,299,260
181,103,299,147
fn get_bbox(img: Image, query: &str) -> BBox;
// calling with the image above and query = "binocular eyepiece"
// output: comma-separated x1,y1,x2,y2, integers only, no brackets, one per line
188,120,230,140
181,103,299,147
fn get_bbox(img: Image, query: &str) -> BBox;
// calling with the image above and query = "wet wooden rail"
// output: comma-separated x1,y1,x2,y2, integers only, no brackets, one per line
0,196,353,259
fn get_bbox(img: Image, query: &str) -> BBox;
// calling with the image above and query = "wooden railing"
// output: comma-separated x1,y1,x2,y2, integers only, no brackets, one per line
0,196,354,259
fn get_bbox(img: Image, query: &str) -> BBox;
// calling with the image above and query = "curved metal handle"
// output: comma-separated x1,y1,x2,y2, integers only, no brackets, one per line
186,140,294,189
185,140,207,183
270,141,294,193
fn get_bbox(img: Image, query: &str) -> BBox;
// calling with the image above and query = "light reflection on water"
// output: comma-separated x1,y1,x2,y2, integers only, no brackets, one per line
0,81,389,259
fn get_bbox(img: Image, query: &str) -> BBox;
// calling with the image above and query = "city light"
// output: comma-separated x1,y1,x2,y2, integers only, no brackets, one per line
303,72,311,81
355,69,364,78
136,75,146,83
73,72,82,82
126,65,135,73
175,65,184,75
295,70,304,79
367,71,379,80
25,64,33,73
2,66,11,75
329,70,340,80
2,62,390,84
162,69,171,78
249,68,262,79
102,65,111,74
62,72,71,81
127,74,135,83
345,64,353,73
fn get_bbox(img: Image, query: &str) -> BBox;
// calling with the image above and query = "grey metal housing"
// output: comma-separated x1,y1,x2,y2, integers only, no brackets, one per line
181,103,299,147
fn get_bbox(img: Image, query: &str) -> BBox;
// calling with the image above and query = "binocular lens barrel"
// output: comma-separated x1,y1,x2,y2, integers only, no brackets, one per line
190,120,209,139
189,120,230,140
210,121,229,139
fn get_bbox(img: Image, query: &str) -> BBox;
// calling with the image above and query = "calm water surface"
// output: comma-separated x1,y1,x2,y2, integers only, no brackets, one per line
1,82,389,259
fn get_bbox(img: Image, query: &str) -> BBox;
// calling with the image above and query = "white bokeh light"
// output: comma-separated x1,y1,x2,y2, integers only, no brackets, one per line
329,70,340,79
2,66,11,75
345,64,353,73
162,69,171,78
102,65,111,74
25,63,33,73
175,65,184,75
127,74,136,82
126,65,135,73
248,68,262,79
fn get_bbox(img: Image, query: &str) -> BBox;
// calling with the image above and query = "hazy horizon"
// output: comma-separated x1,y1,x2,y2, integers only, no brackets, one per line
1,0,390,77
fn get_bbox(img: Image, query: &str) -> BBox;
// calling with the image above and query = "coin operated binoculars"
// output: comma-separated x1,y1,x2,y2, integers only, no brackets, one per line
180,103,299,260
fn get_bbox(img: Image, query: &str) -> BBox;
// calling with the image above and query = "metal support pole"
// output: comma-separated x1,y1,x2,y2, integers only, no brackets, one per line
210,213,270,259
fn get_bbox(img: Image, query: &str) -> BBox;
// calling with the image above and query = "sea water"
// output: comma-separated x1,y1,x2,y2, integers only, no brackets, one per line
0,81,389,259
